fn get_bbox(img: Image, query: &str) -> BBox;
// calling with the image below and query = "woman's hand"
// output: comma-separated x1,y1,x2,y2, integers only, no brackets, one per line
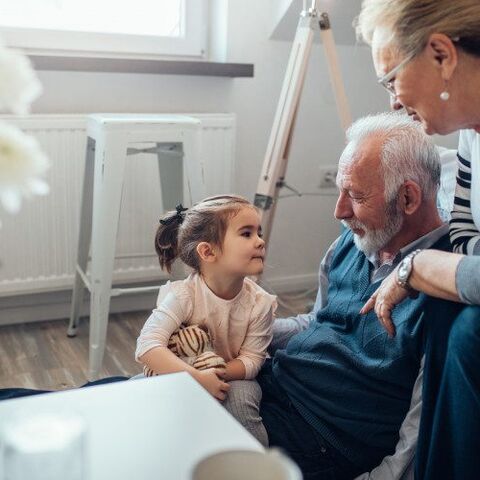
193,368,230,401
360,269,411,337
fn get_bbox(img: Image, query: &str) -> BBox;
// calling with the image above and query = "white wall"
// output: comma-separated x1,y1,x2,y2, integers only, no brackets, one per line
30,0,459,292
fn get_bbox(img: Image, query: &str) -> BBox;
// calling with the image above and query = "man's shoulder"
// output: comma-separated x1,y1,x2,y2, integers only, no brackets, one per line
432,231,452,252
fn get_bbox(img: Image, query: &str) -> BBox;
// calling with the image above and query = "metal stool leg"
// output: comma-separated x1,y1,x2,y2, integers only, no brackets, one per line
156,142,184,211
156,142,187,280
182,129,205,203
88,133,128,380
68,137,96,337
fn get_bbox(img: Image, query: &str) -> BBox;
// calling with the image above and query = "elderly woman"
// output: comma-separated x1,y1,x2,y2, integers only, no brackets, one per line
355,1,480,479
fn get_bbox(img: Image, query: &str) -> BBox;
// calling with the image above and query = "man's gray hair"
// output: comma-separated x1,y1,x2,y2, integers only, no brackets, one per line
340,112,441,201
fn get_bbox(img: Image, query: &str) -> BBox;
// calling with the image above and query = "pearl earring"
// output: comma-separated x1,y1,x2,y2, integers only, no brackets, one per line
440,90,450,101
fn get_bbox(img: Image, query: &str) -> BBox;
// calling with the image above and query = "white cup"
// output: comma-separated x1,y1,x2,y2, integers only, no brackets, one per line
1,412,87,480
192,448,303,480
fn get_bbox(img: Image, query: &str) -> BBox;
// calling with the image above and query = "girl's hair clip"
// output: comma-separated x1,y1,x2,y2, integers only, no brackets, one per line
160,204,188,226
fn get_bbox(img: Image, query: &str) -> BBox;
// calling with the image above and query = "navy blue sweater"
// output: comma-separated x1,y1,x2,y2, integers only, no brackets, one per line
272,230,450,471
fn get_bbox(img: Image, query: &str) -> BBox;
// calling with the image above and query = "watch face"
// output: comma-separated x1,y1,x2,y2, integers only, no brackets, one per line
398,258,411,281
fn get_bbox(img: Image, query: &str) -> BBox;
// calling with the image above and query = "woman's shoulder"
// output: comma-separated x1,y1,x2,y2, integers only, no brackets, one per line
460,129,479,143
459,129,480,161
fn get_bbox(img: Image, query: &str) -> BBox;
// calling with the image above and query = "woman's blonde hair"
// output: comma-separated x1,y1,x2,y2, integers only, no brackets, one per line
355,0,480,58
155,194,253,273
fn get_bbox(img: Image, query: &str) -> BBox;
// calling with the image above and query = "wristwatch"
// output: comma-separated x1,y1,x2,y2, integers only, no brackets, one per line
396,249,422,290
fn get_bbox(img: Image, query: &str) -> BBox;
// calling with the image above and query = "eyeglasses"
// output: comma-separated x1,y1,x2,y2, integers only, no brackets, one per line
377,54,414,97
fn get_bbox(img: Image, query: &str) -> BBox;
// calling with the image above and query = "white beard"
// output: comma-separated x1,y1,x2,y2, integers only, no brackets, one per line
341,200,403,257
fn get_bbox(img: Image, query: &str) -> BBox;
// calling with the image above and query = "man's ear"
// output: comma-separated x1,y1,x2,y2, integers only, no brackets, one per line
425,33,458,80
400,180,422,215
196,242,217,263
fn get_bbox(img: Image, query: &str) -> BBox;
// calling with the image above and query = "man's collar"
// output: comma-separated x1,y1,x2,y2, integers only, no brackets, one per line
397,223,449,258
368,223,449,268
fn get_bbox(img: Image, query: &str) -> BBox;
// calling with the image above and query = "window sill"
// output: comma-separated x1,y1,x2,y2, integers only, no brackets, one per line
28,55,254,78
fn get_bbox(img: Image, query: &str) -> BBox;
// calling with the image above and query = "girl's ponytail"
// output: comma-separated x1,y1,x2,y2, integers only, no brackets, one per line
154,204,187,273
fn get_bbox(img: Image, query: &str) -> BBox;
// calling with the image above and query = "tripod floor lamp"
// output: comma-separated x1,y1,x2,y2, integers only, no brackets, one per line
254,0,352,251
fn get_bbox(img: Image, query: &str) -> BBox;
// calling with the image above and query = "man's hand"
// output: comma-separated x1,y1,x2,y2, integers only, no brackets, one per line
360,269,410,337
192,368,230,401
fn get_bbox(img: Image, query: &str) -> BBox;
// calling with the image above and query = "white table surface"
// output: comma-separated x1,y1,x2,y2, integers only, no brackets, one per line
0,373,263,479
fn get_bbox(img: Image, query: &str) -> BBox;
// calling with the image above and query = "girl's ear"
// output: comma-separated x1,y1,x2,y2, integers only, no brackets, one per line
196,242,217,263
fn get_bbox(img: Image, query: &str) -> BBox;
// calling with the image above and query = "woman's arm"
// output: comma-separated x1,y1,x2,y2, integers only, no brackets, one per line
361,249,463,337
407,249,462,301
455,255,480,304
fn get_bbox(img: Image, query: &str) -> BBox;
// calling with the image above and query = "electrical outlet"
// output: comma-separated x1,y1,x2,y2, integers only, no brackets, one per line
318,165,338,189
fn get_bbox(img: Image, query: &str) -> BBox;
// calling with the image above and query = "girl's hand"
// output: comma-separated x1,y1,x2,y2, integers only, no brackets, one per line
360,269,410,338
193,368,230,401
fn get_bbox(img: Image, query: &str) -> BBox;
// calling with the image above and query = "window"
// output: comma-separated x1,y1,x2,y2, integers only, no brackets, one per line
0,0,207,58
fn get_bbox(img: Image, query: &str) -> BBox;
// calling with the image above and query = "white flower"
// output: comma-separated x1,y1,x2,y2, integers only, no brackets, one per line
0,43,42,115
0,121,49,214
0,38,49,223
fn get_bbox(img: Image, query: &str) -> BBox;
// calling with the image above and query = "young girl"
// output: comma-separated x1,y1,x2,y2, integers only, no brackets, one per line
135,195,276,444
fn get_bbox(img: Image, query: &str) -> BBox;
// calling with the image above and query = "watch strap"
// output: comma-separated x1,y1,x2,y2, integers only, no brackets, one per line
396,248,422,291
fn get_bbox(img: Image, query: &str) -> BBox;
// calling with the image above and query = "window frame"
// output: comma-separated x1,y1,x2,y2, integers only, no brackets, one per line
0,0,207,59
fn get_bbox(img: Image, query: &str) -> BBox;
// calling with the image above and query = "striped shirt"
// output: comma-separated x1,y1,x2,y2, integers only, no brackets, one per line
449,129,480,304
450,130,480,254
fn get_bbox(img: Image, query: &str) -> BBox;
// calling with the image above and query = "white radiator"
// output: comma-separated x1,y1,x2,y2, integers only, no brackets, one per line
0,114,236,296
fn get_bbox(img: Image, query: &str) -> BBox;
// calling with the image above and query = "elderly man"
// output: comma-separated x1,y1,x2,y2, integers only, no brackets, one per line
225,112,449,480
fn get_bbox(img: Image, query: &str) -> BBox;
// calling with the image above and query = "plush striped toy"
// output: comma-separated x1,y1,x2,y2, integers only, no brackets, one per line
143,324,227,377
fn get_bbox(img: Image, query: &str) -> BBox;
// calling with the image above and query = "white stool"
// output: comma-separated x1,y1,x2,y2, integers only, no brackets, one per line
68,114,205,380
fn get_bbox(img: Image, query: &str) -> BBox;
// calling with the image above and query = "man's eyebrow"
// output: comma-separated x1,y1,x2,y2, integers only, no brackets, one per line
337,182,365,196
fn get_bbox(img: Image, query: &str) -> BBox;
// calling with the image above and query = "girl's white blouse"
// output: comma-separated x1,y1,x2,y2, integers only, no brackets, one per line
135,273,277,379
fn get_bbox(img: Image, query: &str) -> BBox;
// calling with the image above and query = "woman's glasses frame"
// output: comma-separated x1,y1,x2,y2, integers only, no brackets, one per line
377,54,415,97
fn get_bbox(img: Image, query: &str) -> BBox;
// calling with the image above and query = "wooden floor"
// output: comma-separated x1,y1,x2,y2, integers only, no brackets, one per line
0,311,146,390
0,292,313,391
